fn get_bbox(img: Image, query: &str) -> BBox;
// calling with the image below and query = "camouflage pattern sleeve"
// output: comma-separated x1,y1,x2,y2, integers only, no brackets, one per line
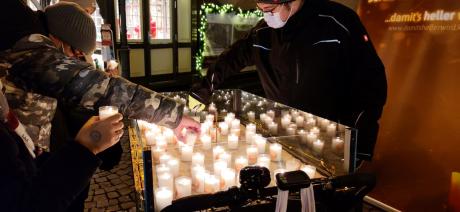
2,34,184,129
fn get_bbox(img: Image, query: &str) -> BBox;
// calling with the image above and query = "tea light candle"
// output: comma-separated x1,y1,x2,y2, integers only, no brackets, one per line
266,110,275,119
175,176,192,198
145,130,156,146
320,118,330,129
281,117,291,129
167,158,179,177
264,116,273,126
255,136,267,153
247,111,255,122
246,145,259,164
194,170,207,193
298,130,308,144
228,134,239,150
98,106,118,120
208,103,217,113
156,164,171,175
269,143,282,162
306,132,318,146
163,129,175,144
204,174,220,194
192,153,205,167
224,116,234,126
268,122,278,135
310,127,320,135
246,123,256,133
295,116,305,128
245,131,255,144
185,132,197,146
332,137,344,153
181,145,193,162
206,114,215,123
227,112,235,119
301,165,317,179
213,146,225,161
221,168,236,190
326,123,337,137
231,119,240,130
259,113,267,122
286,126,296,136
312,139,325,154
200,134,211,150
290,110,299,117
305,118,316,129
155,187,173,211
257,154,271,168
151,146,164,163
230,128,240,137
219,122,229,136
214,160,228,176
220,152,232,166
286,159,300,171
159,154,171,165
158,172,174,191
234,156,248,173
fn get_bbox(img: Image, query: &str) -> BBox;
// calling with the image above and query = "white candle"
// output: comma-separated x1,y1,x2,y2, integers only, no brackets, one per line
268,122,278,135
219,152,232,166
231,119,240,130
234,156,248,173
163,129,175,144
247,111,255,122
267,110,275,119
319,118,330,129
264,116,273,127
290,110,299,117
227,112,235,120
156,164,171,175
295,116,305,128
208,103,217,113
281,117,291,129
156,137,167,150
158,172,173,191
98,106,118,120
206,114,215,123
191,166,205,192
155,187,173,211
310,127,320,135
257,154,271,169
245,131,255,144
286,126,296,136
213,146,225,161
181,145,193,162
246,145,259,164
305,118,316,129
227,134,239,150
219,122,229,136
259,113,267,122
298,130,308,144
246,123,256,133
204,174,220,194
269,143,282,162
214,160,228,176
200,134,212,150
312,139,325,154
326,123,337,137
221,168,236,190
230,128,240,137
224,116,234,127
167,158,180,177
185,132,197,146
145,130,156,146
286,159,300,171
255,136,267,154
306,132,318,147
301,165,317,179
332,137,344,153
191,152,204,167
151,146,164,163
159,154,171,165
175,176,192,198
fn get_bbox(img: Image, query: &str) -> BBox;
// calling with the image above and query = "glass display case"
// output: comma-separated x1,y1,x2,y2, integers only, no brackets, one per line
128,89,357,211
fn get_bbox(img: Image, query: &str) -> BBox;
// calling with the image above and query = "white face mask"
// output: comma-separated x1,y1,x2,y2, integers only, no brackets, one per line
263,4,293,29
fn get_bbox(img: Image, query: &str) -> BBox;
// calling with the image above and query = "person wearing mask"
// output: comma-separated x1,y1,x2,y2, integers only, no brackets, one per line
191,0,387,162
0,79,125,211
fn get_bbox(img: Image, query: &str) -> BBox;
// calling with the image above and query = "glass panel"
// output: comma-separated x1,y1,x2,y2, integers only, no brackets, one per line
149,0,171,42
178,48,191,73
129,49,145,77
27,0,38,11
150,48,173,75
177,0,191,42
91,4,104,43
115,0,143,41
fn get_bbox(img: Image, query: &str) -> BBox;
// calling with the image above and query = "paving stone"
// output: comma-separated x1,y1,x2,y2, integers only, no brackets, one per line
106,205,120,211
119,187,132,196
120,175,131,181
93,194,107,201
115,183,128,190
95,177,107,183
110,178,122,185
119,195,131,203
107,174,118,180
94,188,105,195
96,199,109,208
105,186,117,192
120,202,136,209
107,191,120,199
108,199,119,206
129,207,137,212
84,201,96,209
86,195,93,202
100,182,112,188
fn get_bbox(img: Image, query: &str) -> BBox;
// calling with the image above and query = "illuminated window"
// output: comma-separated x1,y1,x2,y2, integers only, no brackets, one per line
91,5,104,43
115,0,143,41
149,0,171,42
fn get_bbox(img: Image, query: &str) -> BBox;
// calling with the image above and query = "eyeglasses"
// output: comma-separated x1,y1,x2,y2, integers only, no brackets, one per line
256,3,283,14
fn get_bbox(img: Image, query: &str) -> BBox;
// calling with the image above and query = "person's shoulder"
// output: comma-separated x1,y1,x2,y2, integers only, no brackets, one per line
315,0,358,17
11,34,56,53
313,1,362,33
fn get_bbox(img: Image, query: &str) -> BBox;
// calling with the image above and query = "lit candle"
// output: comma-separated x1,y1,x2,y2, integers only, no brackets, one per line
319,118,330,129
191,152,204,167
230,128,240,137
306,132,317,147
227,112,235,120
224,116,234,127
231,119,240,130
180,145,193,162
234,156,248,173
312,139,325,154
219,122,229,136
286,159,300,171
332,137,344,153
255,136,267,153
167,158,179,177
214,160,228,176
295,116,305,128
175,176,192,198
98,106,118,120
266,110,275,119
145,130,156,146
155,187,173,211
204,174,220,194
221,168,236,190
298,130,308,144
156,164,171,175
246,145,259,164
183,107,190,115
208,103,217,113
310,127,320,135
228,134,239,150
326,123,337,137
159,154,171,165
269,143,282,162
163,129,175,144
213,146,225,161
281,117,291,129
185,132,197,146
206,114,215,123
290,110,299,118
151,146,164,163
286,126,296,136
257,154,271,169
245,131,255,144
305,118,316,129
158,172,173,191
156,137,167,150
191,166,205,192
200,134,211,150
259,113,267,123
301,165,317,179
246,123,256,133
219,152,232,166
247,111,255,122
268,122,278,135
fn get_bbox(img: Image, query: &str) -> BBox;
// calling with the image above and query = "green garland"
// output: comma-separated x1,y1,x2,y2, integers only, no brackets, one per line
195,3,262,75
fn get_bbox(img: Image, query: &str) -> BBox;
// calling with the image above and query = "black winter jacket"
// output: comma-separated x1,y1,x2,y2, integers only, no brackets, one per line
199,0,387,160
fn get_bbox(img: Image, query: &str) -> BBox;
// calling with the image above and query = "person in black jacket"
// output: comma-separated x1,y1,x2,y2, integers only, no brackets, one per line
192,0,387,161
0,80,125,212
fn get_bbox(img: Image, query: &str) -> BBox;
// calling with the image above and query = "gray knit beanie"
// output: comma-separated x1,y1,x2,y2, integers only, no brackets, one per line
45,2,96,54
60,0,96,10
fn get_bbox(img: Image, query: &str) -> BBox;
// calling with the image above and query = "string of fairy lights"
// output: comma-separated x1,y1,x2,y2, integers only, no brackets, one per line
195,3,262,74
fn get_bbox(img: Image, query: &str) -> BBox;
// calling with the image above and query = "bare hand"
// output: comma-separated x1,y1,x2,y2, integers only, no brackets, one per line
76,114,124,155
174,115,200,141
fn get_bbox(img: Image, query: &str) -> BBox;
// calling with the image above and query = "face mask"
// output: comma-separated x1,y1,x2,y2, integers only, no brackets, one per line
263,3,293,29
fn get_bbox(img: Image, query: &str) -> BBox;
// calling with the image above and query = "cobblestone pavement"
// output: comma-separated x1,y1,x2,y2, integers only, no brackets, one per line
84,132,138,212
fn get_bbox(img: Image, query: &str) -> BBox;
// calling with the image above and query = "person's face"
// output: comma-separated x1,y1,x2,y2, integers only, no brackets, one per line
257,2,291,22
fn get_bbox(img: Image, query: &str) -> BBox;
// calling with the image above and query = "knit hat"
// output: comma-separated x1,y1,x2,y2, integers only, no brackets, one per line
256,0,294,4
60,0,96,11
45,2,96,54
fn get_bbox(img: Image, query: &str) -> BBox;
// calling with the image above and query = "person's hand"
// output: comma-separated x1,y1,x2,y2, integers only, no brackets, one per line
174,115,200,141
106,60,120,77
75,114,124,155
